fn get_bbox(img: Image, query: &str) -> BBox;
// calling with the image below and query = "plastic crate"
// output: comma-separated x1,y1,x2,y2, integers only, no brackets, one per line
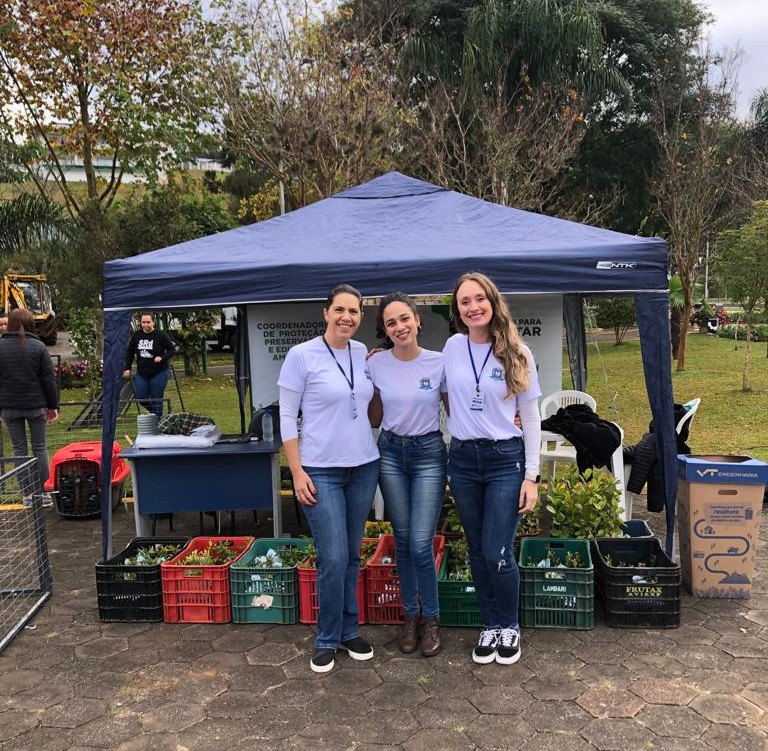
592,537,681,628
518,538,594,630
621,520,654,538
436,550,482,628
366,535,445,624
230,538,312,624
95,537,189,622
161,536,254,623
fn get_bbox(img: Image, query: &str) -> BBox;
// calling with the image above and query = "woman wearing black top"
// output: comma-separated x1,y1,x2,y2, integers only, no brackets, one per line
122,312,176,417
0,308,59,504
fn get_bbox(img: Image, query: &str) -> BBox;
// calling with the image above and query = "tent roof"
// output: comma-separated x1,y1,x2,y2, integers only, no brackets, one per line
102,172,668,311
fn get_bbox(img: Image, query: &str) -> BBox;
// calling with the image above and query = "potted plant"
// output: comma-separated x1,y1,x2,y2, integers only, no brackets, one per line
545,465,623,540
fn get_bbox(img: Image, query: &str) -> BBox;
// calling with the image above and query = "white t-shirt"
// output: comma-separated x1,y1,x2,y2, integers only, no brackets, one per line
367,348,446,436
278,337,378,467
444,333,541,441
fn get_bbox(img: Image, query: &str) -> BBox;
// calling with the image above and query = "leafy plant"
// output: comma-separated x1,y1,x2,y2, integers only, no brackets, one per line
446,538,473,581
176,540,239,566
545,465,623,539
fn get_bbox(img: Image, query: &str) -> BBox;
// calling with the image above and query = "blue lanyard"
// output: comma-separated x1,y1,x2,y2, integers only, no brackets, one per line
322,336,355,392
467,338,493,395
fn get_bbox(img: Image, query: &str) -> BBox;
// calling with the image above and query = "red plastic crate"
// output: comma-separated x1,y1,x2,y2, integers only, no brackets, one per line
160,536,254,623
296,538,376,625
366,535,445,624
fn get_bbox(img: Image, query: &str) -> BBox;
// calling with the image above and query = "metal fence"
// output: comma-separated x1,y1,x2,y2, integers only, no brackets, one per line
0,457,53,653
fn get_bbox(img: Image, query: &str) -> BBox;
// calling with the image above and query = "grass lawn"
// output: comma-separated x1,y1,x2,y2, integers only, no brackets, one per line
583,331,768,461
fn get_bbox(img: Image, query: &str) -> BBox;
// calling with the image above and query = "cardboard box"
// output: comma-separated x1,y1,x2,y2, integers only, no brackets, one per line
677,455,768,599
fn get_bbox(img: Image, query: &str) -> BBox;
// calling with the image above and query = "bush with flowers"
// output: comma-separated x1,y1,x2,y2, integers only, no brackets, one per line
55,360,103,391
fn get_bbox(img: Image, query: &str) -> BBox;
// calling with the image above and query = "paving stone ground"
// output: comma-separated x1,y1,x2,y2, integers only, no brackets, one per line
2,499,768,751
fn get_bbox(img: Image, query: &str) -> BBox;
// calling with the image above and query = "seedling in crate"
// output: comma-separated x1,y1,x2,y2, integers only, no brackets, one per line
176,540,239,566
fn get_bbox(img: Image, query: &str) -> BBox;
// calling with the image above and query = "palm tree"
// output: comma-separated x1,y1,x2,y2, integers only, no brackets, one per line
0,193,68,260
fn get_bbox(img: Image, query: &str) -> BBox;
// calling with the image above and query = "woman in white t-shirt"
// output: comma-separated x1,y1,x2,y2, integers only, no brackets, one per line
444,272,541,667
278,284,379,674
367,292,448,658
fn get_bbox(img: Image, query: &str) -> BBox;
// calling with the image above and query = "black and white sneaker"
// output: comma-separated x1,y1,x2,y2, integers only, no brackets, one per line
310,648,336,673
472,628,499,664
495,627,521,665
338,636,374,661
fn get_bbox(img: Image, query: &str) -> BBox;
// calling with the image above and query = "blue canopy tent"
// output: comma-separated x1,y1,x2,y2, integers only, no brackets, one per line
101,172,675,557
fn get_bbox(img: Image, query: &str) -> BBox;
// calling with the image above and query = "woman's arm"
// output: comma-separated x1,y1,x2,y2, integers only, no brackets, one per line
368,392,383,428
517,397,542,513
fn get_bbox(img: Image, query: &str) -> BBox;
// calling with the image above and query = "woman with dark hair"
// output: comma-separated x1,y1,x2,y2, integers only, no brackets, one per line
367,292,448,657
122,311,176,417
0,308,59,506
444,272,541,666
278,283,379,673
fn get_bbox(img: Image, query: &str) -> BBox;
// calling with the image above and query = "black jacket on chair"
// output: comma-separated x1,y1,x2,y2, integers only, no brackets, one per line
541,404,621,475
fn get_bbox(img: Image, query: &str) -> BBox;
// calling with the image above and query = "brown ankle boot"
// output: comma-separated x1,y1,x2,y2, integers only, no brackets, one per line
397,615,420,654
421,617,441,657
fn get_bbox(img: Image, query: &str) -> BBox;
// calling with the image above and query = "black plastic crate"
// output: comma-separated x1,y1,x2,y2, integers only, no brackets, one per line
96,537,189,622
592,537,681,628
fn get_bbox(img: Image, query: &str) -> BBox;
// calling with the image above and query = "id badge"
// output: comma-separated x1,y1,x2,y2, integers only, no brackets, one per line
470,392,484,411
351,395,359,420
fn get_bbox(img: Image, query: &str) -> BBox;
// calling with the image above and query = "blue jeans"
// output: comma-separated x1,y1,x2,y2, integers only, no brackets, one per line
133,370,170,417
302,460,380,650
2,407,49,495
447,437,524,629
378,429,446,619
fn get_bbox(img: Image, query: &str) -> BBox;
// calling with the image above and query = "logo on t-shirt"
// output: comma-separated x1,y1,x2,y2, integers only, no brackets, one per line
418,377,434,391
490,367,504,382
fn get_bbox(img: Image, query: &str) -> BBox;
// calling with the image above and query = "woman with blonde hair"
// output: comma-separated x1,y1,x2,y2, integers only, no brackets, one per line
443,272,541,665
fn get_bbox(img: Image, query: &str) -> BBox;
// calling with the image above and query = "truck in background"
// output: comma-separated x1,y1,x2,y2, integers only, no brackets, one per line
1,273,58,344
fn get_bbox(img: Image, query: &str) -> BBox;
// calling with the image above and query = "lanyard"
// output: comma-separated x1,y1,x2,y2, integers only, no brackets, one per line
467,338,493,395
322,336,355,392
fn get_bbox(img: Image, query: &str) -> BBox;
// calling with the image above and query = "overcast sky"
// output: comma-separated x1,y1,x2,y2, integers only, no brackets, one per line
699,0,768,118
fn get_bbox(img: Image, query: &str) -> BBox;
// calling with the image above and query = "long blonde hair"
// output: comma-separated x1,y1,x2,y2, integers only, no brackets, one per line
450,272,531,398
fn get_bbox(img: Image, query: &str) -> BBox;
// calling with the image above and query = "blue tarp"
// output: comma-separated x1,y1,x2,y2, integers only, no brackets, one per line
101,172,676,556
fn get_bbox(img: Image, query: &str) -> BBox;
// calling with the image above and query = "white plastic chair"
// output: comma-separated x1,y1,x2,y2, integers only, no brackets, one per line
539,390,628,519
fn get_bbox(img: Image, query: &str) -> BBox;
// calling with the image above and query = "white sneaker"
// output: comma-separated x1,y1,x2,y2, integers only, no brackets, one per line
41,493,54,508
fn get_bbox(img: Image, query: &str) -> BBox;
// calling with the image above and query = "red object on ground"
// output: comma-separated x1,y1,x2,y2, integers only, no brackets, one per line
44,441,130,491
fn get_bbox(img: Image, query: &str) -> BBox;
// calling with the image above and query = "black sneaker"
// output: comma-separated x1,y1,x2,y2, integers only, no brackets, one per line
310,648,336,673
495,627,521,665
472,628,499,664
338,636,374,661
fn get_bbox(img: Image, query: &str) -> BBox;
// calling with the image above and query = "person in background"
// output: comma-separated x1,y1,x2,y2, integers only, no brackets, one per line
122,312,176,417
278,283,379,673
443,272,541,666
367,292,448,657
0,308,59,507
0,309,8,334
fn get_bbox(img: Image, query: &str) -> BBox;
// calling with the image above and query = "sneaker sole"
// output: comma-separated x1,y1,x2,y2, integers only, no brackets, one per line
472,650,497,665
310,657,336,673
495,650,521,665
338,645,374,661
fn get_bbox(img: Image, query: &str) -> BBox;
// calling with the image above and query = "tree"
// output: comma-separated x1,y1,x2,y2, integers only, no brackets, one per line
714,202,768,391
593,297,636,345
650,44,748,371
0,0,215,220
397,0,631,215
0,193,68,260
212,0,408,209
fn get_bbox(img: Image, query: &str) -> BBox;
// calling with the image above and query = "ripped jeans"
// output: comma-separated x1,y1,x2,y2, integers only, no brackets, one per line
447,437,524,629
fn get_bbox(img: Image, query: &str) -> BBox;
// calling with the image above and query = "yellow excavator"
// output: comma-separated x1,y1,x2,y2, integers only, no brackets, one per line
1,273,58,344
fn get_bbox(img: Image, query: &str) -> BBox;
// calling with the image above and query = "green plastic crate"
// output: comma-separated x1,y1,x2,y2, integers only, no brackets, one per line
436,550,482,628
518,538,594,630
230,537,312,624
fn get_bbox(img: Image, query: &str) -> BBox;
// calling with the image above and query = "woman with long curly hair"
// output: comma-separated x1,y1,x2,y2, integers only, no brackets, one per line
443,272,541,666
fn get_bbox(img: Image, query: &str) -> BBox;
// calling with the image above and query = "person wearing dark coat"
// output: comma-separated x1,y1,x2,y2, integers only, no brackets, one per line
0,308,59,502
122,312,176,417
